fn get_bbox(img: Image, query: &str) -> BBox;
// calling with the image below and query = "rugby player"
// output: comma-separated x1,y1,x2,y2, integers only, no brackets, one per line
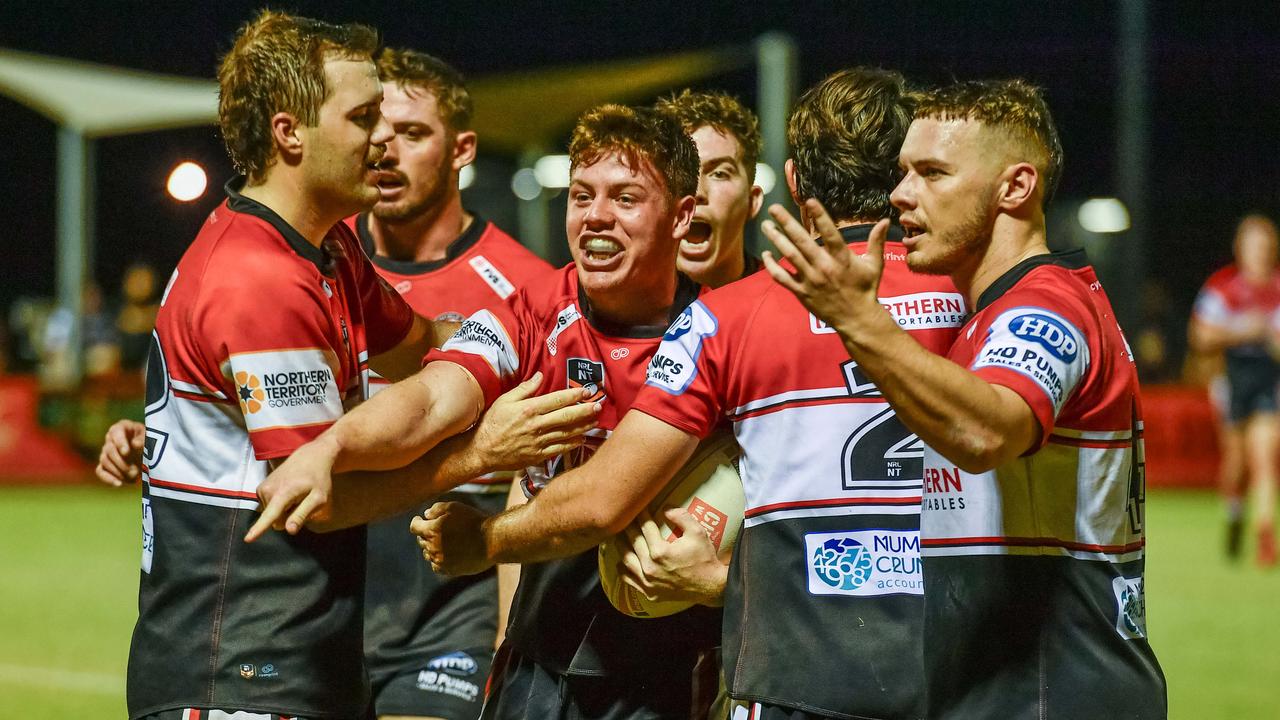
414,67,964,720
760,80,1168,718
114,14,588,720
255,104,723,719
657,90,764,288
354,48,552,720
1190,214,1280,565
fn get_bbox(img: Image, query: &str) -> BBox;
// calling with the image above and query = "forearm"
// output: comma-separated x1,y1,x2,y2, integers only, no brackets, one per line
834,306,1033,472
326,361,483,473
481,482,617,565
369,317,460,380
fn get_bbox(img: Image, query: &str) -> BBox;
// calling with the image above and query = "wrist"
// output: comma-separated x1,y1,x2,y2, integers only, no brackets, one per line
831,296,892,346
311,432,345,473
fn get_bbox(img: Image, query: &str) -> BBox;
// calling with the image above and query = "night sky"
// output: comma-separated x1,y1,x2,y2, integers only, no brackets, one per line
2,0,1278,364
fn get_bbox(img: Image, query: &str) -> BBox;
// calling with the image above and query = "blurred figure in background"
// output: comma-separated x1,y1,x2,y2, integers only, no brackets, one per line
116,263,160,372
1189,213,1280,566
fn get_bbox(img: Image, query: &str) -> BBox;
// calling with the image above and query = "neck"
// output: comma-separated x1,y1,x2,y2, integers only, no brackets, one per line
804,211,882,235
699,248,745,289
240,173,348,248
953,218,1050,306
584,273,680,328
369,195,471,263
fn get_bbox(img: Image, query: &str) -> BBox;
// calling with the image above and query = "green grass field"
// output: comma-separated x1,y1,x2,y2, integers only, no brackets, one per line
0,486,1277,718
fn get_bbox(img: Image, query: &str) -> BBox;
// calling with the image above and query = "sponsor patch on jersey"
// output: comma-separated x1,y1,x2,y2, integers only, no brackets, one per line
880,291,967,329
442,309,519,380
469,255,517,299
427,651,478,676
545,304,582,356
1112,575,1147,639
646,301,718,395
567,357,606,402
804,529,922,597
416,669,480,701
228,349,343,432
972,307,1088,411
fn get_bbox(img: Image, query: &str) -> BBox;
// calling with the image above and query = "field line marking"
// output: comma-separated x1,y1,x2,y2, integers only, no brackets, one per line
0,662,122,695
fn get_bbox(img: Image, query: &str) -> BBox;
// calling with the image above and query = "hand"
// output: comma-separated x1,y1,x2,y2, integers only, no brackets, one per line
412,501,494,576
95,420,145,487
244,437,340,542
760,199,890,332
620,508,729,607
473,372,600,471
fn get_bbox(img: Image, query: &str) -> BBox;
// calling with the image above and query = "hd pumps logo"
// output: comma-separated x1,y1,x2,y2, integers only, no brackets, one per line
805,530,922,597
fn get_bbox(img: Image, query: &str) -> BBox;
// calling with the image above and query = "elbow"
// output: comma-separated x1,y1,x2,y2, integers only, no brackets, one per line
947,426,1015,474
583,504,632,539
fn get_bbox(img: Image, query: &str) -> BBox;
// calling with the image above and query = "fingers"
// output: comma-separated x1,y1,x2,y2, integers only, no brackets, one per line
409,513,431,538
637,510,667,547
805,199,847,256
522,385,595,415
761,251,805,296
664,507,706,538
245,491,290,542
424,502,450,520
284,490,328,535
496,371,544,403
762,206,816,280
865,218,891,277
533,399,601,432
94,464,123,487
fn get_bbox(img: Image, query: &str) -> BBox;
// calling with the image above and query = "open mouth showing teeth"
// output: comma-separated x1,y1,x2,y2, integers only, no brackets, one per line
686,221,712,244
582,237,622,261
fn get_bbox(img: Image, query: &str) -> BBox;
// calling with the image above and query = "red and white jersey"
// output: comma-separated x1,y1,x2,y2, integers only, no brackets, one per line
1192,264,1280,358
347,212,552,493
424,265,722,678
632,225,966,718
128,182,413,719
919,250,1164,719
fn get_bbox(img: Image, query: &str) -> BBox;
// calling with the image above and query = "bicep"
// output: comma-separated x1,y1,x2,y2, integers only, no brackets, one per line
989,383,1043,459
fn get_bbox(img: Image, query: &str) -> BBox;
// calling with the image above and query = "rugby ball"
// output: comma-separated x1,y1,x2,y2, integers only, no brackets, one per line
598,431,745,618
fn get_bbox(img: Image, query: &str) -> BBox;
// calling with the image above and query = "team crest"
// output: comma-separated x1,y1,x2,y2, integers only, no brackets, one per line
239,663,256,679
567,357,606,402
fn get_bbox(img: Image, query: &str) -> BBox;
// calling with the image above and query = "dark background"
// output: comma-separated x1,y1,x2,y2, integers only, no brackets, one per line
2,0,1277,372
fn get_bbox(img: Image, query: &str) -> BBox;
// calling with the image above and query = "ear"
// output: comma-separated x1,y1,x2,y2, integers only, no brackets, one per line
270,111,303,164
671,194,697,241
997,162,1039,212
451,130,478,170
784,158,801,205
748,183,764,219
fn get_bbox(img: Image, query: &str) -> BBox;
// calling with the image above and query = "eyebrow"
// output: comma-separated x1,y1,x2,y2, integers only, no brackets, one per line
700,155,740,169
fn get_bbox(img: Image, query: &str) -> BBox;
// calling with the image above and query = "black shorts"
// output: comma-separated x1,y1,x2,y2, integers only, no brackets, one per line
1225,355,1280,423
727,701,840,720
481,643,718,720
370,646,493,719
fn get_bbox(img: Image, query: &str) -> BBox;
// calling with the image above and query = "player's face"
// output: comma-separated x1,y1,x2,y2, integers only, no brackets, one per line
679,126,761,282
1235,220,1279,276
300,58,392,214
567,151,686,301
371,83,456,222
891,118,1001,275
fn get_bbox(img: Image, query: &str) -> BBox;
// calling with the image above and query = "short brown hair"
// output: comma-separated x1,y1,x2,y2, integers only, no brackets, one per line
787,67,913,223
217,11,379,181
914,79,1064,202
657,90,762,181
568,104,698,199
376,48,473,132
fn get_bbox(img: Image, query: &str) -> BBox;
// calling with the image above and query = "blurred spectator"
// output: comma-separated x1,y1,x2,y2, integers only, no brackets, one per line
1189,214,1280,566
116,263,160,371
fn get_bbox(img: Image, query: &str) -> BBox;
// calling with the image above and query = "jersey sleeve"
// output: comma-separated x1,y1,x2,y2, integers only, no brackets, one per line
1191,283,1230,328
197,277,346,461
968,304,1091,447
631,299,727,439
346,231,414,355
423,297,528,409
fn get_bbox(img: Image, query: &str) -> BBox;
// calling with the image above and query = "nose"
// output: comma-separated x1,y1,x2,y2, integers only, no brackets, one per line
695,174,709,205
889,173,914,212
583,195,613,229
369,113,394,149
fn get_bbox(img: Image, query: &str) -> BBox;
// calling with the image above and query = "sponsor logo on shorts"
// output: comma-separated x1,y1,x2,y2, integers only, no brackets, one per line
1112,575,1147,639
141,498,154,574
416,670,480,701
426,651,478,676
238,662,279,680
805,530,922,597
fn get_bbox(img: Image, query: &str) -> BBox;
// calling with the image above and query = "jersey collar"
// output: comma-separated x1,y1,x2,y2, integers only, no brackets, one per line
975,248,1090,312
224,177,330,272
576,272,701,339
839,222,906,244
356,212,489,276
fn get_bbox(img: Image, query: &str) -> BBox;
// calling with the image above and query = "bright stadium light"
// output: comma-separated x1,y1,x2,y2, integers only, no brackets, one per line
166,161,207,202
534,154,571,188
459,164,475,190
511,168,542,201
755,163,777,195
1077,197,1130,233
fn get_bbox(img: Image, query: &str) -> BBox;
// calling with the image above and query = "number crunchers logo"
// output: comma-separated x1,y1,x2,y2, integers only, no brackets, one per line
805,530,922,597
